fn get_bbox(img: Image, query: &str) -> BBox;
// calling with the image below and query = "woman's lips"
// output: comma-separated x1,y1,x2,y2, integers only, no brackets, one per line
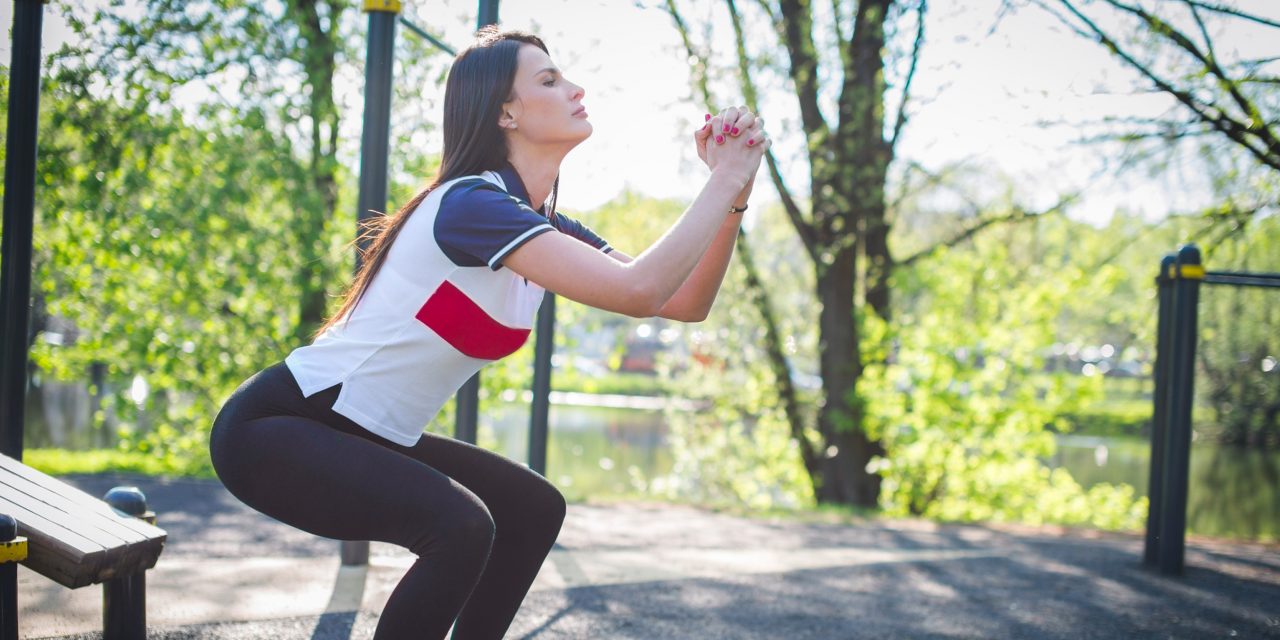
572,106,587,118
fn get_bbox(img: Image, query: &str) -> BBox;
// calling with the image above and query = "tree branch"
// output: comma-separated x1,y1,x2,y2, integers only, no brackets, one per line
1184,0,1280,29
735,227,820,473
1184,0,1216,64
752,0,779,24
832,0,850,71
1044,0,1280,173
724,0,819,259
776,0,832,142
1105,0,1278,158
663,0,713,105
889,0,927,160
898,193,1078,267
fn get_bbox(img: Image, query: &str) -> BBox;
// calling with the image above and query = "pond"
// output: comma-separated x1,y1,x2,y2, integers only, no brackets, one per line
484,401,1279,542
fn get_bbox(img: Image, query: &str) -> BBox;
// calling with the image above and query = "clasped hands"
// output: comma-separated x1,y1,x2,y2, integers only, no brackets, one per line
694,106,772,208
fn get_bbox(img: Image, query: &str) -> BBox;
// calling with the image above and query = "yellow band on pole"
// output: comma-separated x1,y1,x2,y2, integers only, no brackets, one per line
1166,264,1205,280
0,538,28,564
363,0,402,13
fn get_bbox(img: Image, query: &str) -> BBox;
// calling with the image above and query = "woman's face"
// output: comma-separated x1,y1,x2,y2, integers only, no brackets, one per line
502,44,591,148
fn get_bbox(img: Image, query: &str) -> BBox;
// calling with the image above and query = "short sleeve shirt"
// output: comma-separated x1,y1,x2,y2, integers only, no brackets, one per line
284,162,613,445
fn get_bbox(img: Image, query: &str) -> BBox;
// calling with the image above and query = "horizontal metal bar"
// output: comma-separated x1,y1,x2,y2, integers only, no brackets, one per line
1203,272,1280,288
399,17,455,56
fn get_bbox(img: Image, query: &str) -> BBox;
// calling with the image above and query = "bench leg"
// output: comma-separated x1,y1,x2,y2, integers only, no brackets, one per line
103,572,146,640
1,563,16,640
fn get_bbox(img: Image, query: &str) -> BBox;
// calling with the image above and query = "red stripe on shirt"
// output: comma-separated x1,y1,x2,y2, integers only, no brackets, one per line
416,280,531,360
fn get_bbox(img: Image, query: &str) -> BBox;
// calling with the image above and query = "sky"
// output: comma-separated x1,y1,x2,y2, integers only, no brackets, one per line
4,0,1277,227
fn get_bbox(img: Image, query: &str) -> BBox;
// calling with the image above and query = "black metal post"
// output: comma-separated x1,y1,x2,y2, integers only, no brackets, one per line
478,0,499,26
344,0,401,568
0,514,25,640
1,0,48,462
529,293,555,475
456,375,480,444
1143,253,1176,567
102,487,153,640
454,0,502,446
355,1,399,261
1157,244,1201,576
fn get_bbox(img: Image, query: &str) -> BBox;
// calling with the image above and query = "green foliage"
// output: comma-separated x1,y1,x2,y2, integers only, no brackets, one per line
27,67,319,460
863,224,1146,531
652,407,813,510
17,1,452,463
638,200,820,511
1195,216,1280,446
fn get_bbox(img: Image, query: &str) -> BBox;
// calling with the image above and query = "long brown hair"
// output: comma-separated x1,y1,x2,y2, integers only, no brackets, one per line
312,26,553,340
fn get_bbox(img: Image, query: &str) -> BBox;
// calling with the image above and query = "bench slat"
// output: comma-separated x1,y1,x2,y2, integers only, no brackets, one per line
0,465,153,549
0,455,164,540
0,454,167,589
0,469,161,584
0,493,106,588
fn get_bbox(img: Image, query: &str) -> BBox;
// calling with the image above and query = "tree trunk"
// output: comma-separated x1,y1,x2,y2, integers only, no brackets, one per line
813,245,879,507
292,0,341,344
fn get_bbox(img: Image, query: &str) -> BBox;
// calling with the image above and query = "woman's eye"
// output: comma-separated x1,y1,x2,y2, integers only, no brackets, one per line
543,79,556,86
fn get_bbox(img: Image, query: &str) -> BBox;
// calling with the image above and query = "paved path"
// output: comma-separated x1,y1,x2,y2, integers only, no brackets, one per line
17,474,1280,639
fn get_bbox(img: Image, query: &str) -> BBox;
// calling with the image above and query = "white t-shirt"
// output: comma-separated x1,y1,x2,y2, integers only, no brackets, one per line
285,162,612,445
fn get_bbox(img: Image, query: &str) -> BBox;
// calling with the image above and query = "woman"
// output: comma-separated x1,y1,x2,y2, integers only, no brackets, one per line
209,26,769,639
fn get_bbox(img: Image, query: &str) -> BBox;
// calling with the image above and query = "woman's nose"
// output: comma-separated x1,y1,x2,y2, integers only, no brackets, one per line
570,82,585,101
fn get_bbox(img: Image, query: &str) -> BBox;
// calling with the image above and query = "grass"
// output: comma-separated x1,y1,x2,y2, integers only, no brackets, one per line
24,448,215,479
1057,376,1215,439
551,369,669,396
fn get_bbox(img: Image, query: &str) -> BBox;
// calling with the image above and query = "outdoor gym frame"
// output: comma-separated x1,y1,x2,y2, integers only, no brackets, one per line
1142,244,1280,576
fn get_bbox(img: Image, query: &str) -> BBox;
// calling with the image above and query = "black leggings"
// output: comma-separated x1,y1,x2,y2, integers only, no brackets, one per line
208,362,565,640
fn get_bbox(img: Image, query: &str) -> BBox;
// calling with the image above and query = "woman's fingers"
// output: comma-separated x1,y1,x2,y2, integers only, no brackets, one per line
695,114,715,145
713,107,765,143
718,106,740,136
711,113,729,145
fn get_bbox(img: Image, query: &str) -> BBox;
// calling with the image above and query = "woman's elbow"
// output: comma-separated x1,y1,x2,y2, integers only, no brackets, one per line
622,283,668,318
655,301,710,323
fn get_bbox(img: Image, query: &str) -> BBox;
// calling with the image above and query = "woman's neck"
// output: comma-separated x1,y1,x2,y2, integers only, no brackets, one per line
506,146,566,212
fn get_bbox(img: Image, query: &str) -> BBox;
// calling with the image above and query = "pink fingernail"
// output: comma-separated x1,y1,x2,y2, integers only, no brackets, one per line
723,124,730,132
731,127,739,135
705,113,711,121
747,139,754,146
716,135,724,144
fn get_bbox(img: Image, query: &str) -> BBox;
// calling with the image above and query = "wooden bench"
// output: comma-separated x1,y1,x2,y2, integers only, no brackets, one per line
0,453,166,639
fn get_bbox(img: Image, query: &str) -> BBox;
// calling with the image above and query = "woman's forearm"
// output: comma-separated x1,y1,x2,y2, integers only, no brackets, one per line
657,213,741,321
622,169,747,312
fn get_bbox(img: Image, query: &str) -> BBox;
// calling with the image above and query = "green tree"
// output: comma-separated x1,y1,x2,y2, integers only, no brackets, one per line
25,69,311,463
661,0,1069,506
19,1,451,460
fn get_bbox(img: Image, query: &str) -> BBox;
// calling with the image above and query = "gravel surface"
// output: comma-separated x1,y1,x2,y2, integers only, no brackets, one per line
25,473,1280,639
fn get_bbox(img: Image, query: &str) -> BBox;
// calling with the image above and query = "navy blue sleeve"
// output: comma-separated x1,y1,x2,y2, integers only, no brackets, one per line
435,179,557,270
552,213,614,255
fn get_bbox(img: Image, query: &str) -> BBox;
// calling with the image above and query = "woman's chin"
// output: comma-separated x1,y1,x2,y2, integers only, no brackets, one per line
570,124,593,145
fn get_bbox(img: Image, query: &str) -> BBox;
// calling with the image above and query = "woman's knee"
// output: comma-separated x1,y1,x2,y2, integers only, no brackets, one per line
414,496,496,561
513,475,567,543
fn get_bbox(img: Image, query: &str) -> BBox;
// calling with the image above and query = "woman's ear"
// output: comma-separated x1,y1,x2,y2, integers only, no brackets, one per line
497,101,521,130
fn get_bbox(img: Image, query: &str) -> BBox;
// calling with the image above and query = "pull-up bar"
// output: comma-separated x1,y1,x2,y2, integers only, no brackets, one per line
1142,244,1278,576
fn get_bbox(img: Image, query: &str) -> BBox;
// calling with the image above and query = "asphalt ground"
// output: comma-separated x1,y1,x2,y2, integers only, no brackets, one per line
16,473,1280,639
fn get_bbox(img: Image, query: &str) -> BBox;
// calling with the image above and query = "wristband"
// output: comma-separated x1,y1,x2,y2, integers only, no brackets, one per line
729,204,748,214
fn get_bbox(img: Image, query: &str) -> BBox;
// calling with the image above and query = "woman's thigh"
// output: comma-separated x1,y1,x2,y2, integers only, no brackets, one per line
211,413,490,549
396,430,566,530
